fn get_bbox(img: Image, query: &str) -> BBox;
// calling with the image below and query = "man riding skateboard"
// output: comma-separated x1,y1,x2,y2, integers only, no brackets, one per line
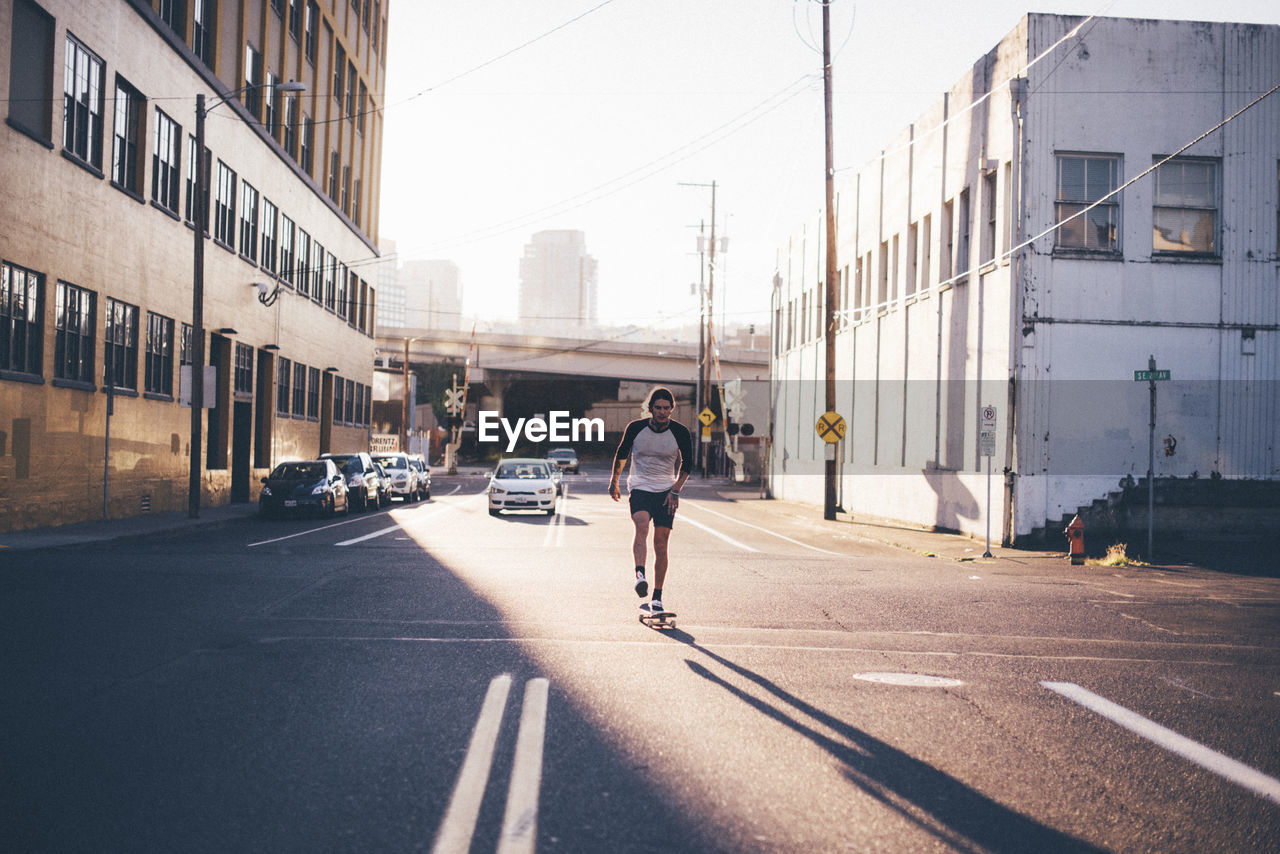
609,387,694,615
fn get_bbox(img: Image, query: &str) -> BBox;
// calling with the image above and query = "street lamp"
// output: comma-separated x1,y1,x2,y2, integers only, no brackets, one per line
189,79,306,518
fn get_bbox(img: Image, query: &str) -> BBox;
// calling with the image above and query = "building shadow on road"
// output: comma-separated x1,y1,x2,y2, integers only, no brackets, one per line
662,629,1104,853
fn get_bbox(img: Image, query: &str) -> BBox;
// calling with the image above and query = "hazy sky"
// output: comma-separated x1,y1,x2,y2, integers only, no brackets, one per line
377,0,1280,333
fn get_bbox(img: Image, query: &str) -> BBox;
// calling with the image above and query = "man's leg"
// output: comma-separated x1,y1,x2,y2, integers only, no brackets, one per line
631,511,651,568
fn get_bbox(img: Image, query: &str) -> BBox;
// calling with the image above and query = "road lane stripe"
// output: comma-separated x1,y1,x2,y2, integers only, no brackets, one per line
684,502,840,555
1041,681,1280,805
498,678,550,854
679,515,759,552
337,494,484,546
432,673,513,854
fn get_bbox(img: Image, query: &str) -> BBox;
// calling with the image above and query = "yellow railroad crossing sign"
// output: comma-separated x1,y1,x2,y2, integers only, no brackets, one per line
815,411,846,444
698,407,716,426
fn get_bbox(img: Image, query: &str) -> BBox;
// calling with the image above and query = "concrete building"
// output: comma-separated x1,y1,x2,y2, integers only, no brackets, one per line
400,258,461,330
518,229,598,330
770,14,1279,546
0,0,388,530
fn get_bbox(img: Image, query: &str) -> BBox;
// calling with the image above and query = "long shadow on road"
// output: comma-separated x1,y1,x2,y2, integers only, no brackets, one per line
665,629,1105,853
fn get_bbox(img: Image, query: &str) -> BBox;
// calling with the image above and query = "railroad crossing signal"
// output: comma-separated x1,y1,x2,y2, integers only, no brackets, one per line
815,411,846,444
444,387,464,414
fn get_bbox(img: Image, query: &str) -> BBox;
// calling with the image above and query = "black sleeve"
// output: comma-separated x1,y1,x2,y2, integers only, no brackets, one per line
612,419,646,469
671,421,694,474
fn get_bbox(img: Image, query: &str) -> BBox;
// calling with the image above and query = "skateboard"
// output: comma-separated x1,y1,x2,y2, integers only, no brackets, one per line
639,605,677,630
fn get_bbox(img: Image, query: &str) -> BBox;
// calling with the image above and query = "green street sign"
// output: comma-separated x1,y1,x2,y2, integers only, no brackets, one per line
1134,369,1171,381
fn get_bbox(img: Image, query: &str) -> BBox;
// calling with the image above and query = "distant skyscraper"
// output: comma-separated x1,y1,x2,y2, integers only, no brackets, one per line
401,260,462,330
518,230,598,329
377,239,405,329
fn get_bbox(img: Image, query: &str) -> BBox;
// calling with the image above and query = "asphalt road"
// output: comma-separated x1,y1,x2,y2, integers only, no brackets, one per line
2,469,1278,852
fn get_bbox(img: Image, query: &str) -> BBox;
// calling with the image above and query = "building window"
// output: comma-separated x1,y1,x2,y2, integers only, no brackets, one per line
1,261,44,377
63,34,105,169
956,187,971,278
373,1,382,51
341,165,351,214
193,0,216,67
307,366,319,418
1152,157,1219,255
271,0,283,18
980,171,997,265
940,200,953,283
304,1,318,62
151,108,181,214
333,374,345,425
296,230,311,297
55,281,95,384
283,94,298,155
239,180,259,263
293,361,307,416
920,214,932,288
243,44,261,117
214,160,237,248
111,77,145,195
346,61,357,121
8,0,55,143
300,114,314,174
234,342,253,395
352,177,361,227
279,215,296,286
337,264,349,320
289,0,302,42
180,322,193,366
160,0,187,35
144,311,174,397
333,45,345,105
328,150,339,200
1055,154,1120,253
104,297,138,392
261,199,278,275
324,251,336,310
311,240,325,304
345,378,355,424
263,71,278,137
277,356,291,414
357,82,367,134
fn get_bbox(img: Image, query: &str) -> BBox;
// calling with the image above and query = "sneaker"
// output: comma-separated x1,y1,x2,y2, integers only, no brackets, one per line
634,571,648,598
650,598,664,613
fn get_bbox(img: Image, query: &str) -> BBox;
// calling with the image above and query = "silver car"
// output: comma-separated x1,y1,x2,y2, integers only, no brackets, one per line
373,452,422,502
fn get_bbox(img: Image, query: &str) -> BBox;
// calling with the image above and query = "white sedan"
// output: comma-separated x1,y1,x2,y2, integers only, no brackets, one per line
488,458,558,516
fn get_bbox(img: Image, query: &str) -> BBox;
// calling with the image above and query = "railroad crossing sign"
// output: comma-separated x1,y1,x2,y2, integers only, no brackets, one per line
444,387,464,414
815,411,846,444
698,407,717,426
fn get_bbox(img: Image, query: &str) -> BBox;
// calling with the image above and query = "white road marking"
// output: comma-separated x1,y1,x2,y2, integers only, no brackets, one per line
679,514,759,552
246,510,384,547
498,678,550,854
432,674,513,854
337,494,484,546
542,499,566,548
1041,681,1280,805
684,501,840,555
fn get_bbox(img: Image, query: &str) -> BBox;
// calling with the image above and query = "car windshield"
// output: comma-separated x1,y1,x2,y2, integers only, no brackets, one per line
272,462,325,481
496,464,546,480
375,456,407,469
549,450,574,458
327,456,362,475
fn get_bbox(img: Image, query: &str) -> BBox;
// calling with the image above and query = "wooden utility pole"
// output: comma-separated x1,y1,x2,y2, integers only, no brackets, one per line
822,1,840,520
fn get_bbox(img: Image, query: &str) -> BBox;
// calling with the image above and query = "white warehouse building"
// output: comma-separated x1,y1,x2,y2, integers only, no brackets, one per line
769,13,1279,547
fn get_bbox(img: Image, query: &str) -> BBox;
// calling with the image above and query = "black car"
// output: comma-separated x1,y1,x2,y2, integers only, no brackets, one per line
259,459,349,517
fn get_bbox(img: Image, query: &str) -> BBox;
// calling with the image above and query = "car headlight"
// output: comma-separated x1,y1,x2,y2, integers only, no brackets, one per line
347,475,362,487
490,485,506,495
261,485,272,497
537,487,553,495
311,483,328,495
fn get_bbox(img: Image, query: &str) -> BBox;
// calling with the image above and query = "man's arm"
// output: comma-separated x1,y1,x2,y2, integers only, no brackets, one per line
609,420,641,501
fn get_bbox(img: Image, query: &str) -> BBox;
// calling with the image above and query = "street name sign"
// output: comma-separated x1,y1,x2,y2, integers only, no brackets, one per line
1134,369,1171,381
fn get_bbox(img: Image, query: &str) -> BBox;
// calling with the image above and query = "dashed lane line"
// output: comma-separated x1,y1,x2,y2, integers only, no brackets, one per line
336,494,485,546
679,514,759,552
1042,681,1280,805
245,485,471,548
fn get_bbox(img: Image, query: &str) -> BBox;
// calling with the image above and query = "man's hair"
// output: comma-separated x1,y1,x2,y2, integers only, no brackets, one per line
647,386,674,408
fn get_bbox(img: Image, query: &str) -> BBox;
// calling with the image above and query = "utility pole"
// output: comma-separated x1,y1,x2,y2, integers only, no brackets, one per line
822,0,840,520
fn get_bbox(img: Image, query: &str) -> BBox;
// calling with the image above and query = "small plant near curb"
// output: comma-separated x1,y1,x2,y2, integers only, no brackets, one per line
1091,543,1148,567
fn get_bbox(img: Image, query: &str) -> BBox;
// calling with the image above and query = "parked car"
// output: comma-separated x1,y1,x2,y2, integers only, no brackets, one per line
259,459,348,518
373,452,422,503
546,447,579,473
320,452,380,511
488,458,558,516
538,459,565,496
408,454,432,499
372,461,393,507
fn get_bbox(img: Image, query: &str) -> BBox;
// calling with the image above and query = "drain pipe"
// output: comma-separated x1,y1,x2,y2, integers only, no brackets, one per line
1003,76,1028,547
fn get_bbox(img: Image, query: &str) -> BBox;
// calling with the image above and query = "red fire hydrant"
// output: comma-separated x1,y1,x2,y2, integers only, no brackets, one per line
1064,515,1085,565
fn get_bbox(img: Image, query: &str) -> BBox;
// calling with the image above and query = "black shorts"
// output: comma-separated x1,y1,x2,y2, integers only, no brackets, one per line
629,488,676,529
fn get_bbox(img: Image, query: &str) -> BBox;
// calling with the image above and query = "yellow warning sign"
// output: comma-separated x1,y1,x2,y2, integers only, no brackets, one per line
698,407,716,426
815,411,846,444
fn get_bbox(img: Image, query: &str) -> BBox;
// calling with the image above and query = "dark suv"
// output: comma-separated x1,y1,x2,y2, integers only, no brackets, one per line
320,452,381,511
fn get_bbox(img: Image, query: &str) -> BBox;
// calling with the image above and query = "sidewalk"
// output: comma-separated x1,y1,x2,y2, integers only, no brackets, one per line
0,502,260,552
